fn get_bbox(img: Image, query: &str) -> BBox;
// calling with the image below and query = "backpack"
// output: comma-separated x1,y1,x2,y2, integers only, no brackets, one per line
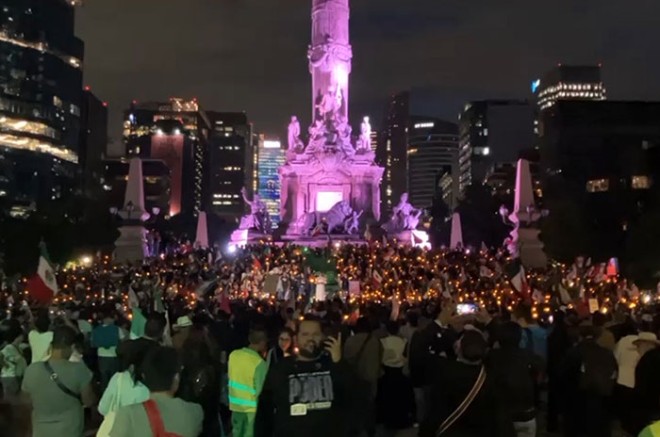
143,400,182,437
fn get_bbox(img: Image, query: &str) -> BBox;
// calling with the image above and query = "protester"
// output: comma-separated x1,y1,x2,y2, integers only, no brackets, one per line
92,308,123,390
488,321,543,437
1,324,27,400
419,329,515,437
408,301,458,424
117,312,166,376
21,325,95,437
28,309,52,363
172,315,194,351
98,341,150,417
228,328,268,437
613,327,641,433
343,316,382,437
560,323,618,437
109,346,203,436
266,327,294,368
255,318,351,437
178,326,222,437
377,320,414,432
632,331,660,434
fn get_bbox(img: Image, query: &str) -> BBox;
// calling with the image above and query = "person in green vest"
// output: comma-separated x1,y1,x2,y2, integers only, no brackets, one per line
228,328,268,437
641,422,660,437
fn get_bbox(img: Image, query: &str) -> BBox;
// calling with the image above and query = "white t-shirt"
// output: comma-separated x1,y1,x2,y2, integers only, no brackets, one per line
615,335,640,388
1,343,27,377
380,335,407,368
28,330,53,364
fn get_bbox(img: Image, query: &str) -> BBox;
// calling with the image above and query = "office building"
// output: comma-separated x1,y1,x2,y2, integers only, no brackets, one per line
123,98,210,217
377,91,410,213
534,65,606,113
78,88,108,193
0,0,84,212
257,138,285,227
435,165,456,210
407,118,459,209
102,158,171,215
206,111,254,220
541,100,660,250
458,100,535,193
484,161,541,203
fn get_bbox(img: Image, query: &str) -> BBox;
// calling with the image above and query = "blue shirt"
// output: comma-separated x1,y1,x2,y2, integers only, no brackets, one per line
520,325,548,361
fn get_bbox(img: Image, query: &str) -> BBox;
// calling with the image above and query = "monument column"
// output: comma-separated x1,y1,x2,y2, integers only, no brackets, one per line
308,0,352,122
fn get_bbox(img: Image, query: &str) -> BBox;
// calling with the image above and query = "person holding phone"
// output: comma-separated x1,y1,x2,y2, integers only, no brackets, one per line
255,317,352,437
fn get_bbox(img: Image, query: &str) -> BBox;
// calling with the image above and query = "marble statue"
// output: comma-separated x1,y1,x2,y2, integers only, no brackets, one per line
344,209,363,235
317,86,338,122
294,201,356,236
287,116,302,151
357,116,371,151
239,187,271,234
383,192,422,233
276,0,385,234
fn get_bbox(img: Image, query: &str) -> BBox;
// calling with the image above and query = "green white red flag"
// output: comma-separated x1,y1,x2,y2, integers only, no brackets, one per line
27,243,59,305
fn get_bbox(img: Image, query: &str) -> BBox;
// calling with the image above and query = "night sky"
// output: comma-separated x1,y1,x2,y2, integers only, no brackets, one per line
76,0,660,156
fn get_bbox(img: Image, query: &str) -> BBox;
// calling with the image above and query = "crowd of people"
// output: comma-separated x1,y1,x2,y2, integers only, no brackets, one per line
0,241,659,436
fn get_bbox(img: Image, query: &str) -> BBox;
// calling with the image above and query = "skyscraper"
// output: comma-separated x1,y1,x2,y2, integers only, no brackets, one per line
377,91,410,213
407,118,459,209
458,100,535,192
123,98,210,217
102,158,171,215
206,111,254,221
78,88,108,193
257,138,285,227
534,65,606,113
0,0,84,211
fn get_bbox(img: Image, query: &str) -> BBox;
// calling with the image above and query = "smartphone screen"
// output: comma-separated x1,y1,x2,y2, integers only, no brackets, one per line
456,303,478,315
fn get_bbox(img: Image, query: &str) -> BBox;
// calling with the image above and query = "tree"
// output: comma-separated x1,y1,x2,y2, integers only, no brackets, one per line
429,189,451,247
454,184,508,249
539,193,596,263
0,190,119,276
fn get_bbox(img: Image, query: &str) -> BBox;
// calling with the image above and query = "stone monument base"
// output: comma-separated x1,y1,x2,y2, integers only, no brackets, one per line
281,233,367,248
518,228,547,268
115,225,147,263
387,230,431,249
229,229,272,249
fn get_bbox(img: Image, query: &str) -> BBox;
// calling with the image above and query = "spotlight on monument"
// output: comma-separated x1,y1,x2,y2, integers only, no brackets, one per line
332,64,348,87
227,244,237,255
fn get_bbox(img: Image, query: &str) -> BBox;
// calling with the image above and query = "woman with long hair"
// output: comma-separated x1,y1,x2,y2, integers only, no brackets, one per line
177,326,222,437
97,342,150,417
266,327,295,368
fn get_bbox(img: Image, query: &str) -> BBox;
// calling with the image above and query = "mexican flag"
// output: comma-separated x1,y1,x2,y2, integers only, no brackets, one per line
27,244,59,305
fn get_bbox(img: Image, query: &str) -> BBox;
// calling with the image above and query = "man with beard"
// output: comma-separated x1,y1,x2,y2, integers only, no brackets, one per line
255,318,352,437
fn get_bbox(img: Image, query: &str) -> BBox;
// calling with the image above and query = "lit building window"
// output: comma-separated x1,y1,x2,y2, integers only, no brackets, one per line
632,175,651,190
586,179,609,193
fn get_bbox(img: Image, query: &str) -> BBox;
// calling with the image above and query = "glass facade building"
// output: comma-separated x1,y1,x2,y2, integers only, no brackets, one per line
0,0,84,209
124,98,210,217
257,139,284,227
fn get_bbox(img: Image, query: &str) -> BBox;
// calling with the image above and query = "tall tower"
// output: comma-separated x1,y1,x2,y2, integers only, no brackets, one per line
308,0,353,122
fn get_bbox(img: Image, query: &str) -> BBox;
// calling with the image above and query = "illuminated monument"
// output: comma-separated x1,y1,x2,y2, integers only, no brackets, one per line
279,0,384,239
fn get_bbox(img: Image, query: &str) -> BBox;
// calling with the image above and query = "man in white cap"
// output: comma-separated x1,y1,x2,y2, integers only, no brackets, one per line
172,315,193,352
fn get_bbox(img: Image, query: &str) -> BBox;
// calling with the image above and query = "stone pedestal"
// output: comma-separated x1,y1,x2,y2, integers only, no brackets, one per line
388,230,431,248
229,229,272,249
114,157,148,263
280,151,383,236
115,225,147,263
517,228,547,269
